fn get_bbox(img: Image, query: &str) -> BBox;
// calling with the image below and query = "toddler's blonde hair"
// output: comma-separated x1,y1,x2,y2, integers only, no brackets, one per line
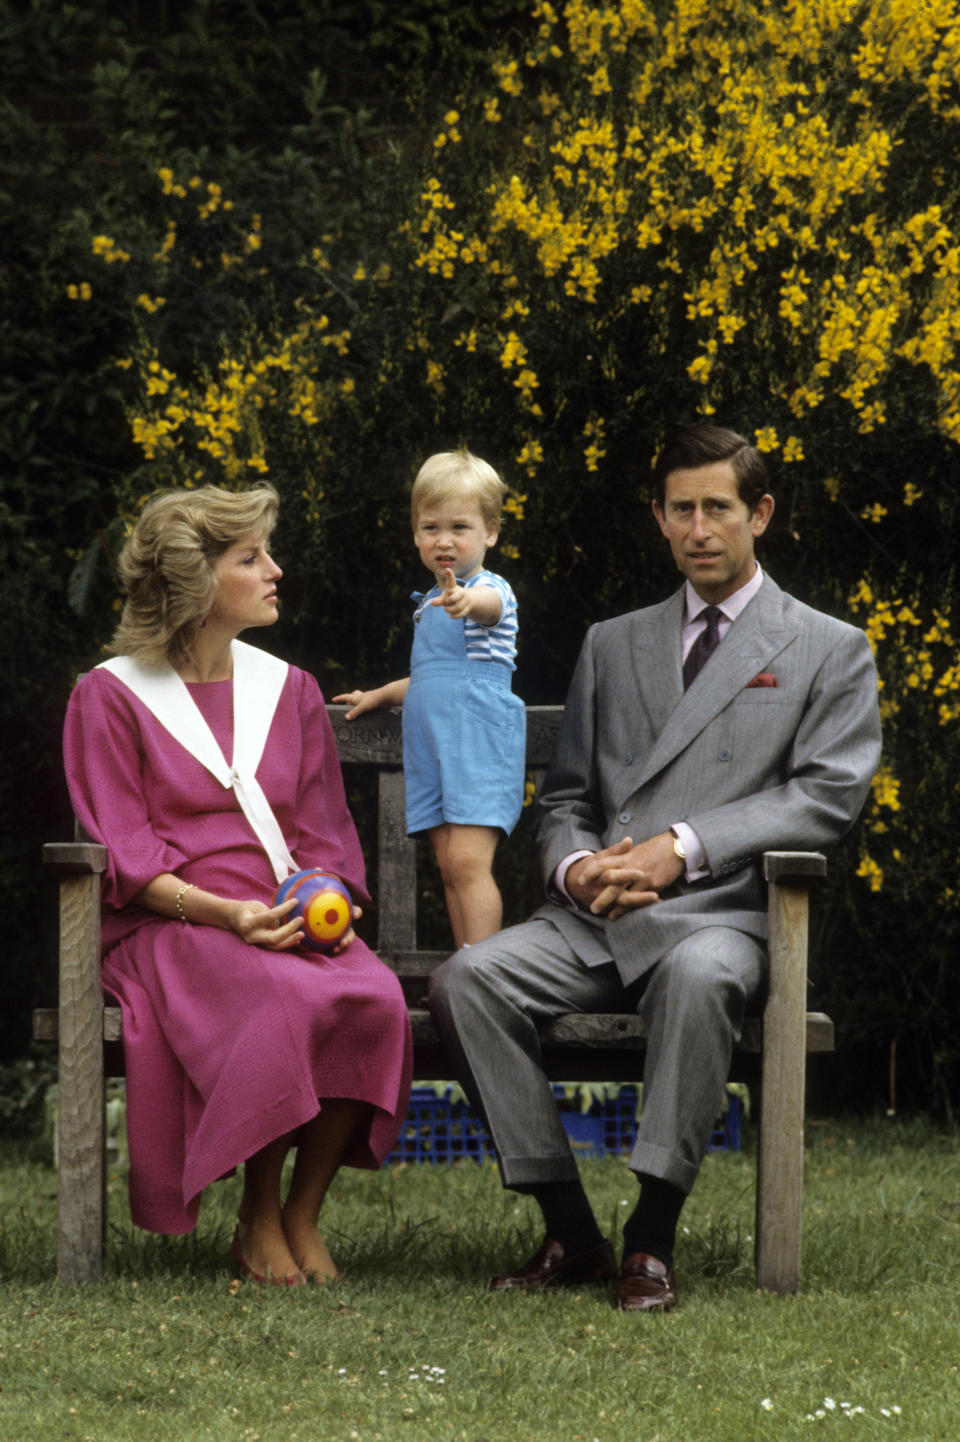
410,450,506,532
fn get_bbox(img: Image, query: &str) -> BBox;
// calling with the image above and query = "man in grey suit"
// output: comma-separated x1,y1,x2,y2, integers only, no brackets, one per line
428,423,882,1311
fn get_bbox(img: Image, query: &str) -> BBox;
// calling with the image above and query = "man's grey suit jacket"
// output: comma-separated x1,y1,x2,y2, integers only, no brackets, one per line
532,574,883,985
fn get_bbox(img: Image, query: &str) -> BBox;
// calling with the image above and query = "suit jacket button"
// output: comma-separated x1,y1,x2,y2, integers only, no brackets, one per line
718,748,732,761
618,812,631,824
623,754,633,766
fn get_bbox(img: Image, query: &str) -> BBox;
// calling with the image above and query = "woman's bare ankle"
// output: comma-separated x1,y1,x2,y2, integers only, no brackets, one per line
282,1212,341,1282
235,1216,302,1281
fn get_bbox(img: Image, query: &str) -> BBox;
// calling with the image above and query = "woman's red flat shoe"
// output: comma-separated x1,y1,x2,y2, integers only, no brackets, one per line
230,1228,307,1287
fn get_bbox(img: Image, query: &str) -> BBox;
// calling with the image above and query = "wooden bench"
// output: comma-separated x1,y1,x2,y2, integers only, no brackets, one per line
35,703,832,1290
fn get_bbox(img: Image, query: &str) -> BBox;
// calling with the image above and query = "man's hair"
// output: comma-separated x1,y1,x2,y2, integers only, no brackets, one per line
109,483,280,668
410,450,506,531
652,425,770,512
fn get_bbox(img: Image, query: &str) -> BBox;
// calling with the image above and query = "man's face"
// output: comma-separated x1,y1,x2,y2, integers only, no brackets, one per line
652,460,774,604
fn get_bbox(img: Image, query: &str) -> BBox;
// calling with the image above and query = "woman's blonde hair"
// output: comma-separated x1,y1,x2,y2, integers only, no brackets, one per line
109,483,280,667
410,450,506,531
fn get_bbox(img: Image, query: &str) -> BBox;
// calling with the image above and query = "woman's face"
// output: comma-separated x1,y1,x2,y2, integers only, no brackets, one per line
206,532,282,633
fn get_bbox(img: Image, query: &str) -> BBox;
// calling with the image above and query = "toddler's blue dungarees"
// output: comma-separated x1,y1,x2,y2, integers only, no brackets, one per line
402,587,526,836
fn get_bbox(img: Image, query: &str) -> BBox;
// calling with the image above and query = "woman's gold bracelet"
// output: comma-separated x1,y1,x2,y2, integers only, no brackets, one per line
175,882,197,923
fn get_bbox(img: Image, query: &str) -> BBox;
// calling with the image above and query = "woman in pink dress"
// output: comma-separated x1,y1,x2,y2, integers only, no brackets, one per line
63,483,412,1286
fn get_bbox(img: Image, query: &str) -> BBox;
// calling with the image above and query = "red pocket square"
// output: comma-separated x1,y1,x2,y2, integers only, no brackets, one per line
746,672,778,688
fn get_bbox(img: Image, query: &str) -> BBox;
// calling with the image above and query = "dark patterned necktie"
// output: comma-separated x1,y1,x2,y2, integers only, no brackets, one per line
683,606,724,689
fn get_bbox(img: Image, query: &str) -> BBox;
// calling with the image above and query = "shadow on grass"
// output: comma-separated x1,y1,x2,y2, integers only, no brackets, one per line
5,1118,959,1302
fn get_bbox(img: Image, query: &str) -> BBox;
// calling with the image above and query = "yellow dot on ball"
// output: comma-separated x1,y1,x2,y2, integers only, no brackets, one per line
305,890,350,940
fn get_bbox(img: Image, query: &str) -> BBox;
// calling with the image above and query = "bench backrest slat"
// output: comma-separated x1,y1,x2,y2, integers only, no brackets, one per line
326,703,563,957
377,769,418,952
327,704,562,768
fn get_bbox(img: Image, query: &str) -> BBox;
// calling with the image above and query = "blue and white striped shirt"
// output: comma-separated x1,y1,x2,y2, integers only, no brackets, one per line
412,568,519,670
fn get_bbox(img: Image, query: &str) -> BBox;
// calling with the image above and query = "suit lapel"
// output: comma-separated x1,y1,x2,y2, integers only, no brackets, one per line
627,590,684,739
631,576,798,790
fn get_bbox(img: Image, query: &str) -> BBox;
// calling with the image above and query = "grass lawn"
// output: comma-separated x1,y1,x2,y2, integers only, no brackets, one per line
1,1115,958,1442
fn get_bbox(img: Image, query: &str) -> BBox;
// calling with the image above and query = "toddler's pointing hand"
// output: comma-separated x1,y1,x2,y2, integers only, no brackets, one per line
435,567,472,619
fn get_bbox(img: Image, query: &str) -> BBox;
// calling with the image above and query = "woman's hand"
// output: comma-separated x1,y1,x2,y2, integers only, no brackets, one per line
324,904,364,956
228,896,305,950
232,897,365,956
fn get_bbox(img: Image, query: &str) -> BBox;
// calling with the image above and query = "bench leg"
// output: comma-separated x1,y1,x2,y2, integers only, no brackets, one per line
755,878,810,1293
57,872,107,1283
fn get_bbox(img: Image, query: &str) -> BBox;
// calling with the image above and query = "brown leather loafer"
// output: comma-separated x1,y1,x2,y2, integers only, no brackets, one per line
490,1237,617,1292
614,1252,678,1312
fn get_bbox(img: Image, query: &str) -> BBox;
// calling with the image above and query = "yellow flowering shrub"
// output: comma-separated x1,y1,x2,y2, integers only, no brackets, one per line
839,573,960,1104
21,0,960,1100
404,7,960,1058
104,12,959,704
413,0,960,460
102,3,960,1104
116,7,960,845
852,578,959,878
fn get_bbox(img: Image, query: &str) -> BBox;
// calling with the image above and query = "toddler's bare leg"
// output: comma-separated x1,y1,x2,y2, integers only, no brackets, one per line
429,823,502,945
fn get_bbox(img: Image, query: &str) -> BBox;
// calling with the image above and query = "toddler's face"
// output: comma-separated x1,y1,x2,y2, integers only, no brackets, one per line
413,499,498,584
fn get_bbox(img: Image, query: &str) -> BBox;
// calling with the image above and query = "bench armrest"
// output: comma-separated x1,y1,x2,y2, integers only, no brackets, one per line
762,850,827,884
43,842,108,875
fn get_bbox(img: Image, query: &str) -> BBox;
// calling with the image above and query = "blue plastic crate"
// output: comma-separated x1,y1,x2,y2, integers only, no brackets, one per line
556,1087,740,1158
386,1087,494,1164
386,1085,741,1164
713,1093,742,1152
558,1085,640,1158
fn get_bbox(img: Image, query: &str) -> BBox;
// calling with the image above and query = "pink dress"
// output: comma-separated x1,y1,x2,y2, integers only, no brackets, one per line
63,662,413,1234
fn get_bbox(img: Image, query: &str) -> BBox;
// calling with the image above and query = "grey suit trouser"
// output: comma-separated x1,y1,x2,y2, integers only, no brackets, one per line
428,916,765,1195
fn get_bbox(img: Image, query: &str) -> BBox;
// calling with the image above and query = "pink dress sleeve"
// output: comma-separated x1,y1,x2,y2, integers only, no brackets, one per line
289,669,371,904
63,670,189,909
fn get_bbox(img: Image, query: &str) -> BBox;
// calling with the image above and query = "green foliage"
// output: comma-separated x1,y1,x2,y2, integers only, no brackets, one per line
813,579,960,1118
0,0,529,1057
0,1050,57,1139
2,0,959,1108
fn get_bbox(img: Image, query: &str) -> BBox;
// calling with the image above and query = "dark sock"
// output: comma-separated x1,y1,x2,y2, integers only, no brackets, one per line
516,1179,604,1256
621,1175,685,1270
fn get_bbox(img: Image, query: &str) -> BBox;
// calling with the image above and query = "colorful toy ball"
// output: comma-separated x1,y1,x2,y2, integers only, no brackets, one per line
273,869,353,953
